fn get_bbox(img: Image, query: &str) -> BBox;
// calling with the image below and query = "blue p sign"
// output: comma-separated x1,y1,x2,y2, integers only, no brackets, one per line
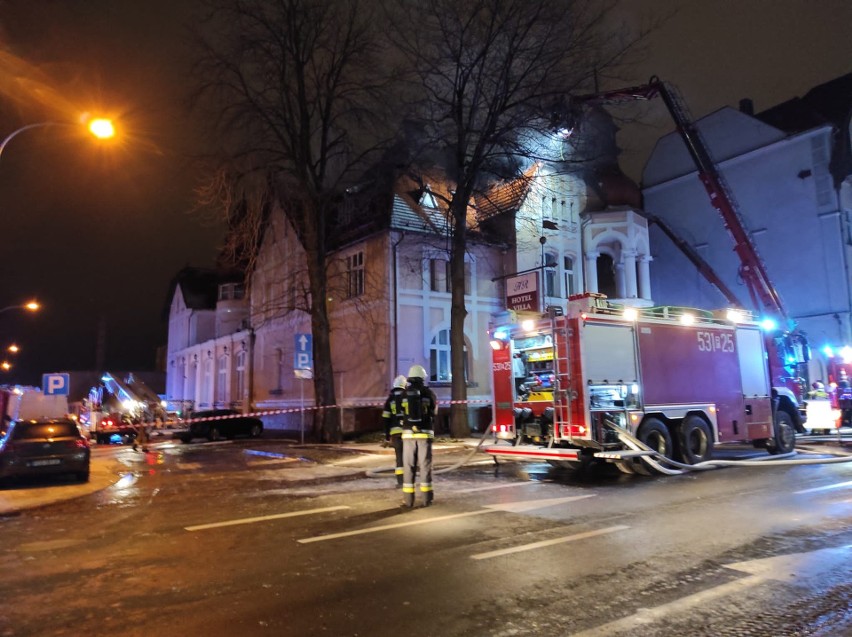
43,373,70,396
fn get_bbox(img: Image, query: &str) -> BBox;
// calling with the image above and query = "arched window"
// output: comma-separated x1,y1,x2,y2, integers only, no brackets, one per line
235,350,247,402
429,329,469,383
597,254,617,299
216,355,228,404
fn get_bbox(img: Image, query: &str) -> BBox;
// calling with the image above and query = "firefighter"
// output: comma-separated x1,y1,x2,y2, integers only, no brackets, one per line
132,419,150,452
400,364,438,508
381,375,408,487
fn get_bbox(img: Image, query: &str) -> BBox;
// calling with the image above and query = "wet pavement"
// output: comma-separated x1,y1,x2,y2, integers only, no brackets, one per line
0,436,484,515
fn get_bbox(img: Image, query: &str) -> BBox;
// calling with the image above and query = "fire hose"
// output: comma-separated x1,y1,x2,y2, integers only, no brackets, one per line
364,435,489,478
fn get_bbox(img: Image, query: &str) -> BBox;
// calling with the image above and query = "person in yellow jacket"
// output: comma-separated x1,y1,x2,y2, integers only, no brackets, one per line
381,375,408,487
400,365,438,508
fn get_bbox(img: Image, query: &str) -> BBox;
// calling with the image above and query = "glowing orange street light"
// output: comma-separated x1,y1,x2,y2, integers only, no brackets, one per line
0,301,40,315
0,116,117,162
1,361,11,372
87,118,115,139
7,344,19,354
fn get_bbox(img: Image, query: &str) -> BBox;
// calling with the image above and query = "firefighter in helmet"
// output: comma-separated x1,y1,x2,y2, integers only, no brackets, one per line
381,375,408,487
400,364,438,508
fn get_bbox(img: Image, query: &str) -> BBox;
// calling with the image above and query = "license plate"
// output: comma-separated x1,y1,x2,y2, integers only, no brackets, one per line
29,459,61,467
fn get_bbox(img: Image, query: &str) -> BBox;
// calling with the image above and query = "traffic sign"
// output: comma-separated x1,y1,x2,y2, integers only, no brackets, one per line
294,333,313,370
43,373,70,396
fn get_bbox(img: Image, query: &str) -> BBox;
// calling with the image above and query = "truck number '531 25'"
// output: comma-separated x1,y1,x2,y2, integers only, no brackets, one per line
493,361,512,372
697,331,734,353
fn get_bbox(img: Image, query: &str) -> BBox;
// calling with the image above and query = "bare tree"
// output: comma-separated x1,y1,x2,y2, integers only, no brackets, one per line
389,0,644,437
193,0,398,442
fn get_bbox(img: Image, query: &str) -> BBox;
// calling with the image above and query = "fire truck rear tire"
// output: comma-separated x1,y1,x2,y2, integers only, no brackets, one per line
637,418,674,459
768,410,796,455
678,415,714,465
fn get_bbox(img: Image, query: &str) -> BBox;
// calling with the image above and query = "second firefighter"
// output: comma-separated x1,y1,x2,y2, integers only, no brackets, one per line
400,364,438,508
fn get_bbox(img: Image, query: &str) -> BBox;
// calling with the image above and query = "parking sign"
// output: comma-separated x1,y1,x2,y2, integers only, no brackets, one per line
43,373,70,396
294,333,313,370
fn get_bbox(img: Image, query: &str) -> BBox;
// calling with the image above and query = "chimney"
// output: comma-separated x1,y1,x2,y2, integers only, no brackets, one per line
739,98,754,116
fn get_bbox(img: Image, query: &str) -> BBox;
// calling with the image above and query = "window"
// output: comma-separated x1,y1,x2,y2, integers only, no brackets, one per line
544,251,558,297
235,350,246,401
429,329,468,383
346,251,365,298
564,256,575,297
430,259,450,293
216,355,228,403
218,283,245,301
430,259,471,295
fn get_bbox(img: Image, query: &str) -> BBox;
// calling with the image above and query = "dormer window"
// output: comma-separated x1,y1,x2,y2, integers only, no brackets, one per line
420,187,438,209
219,283,245,301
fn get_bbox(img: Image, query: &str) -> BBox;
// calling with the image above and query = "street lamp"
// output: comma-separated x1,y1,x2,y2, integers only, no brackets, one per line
0,301,40,315
0,115,116,162
1,361,11,372
7,344,19,354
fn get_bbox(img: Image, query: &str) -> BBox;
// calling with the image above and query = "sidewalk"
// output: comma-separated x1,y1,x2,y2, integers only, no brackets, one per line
0,437,485,515
0,453,125,515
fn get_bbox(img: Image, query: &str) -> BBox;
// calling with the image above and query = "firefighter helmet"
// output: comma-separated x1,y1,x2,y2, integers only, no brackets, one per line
393,375,407,389
407,364,427,380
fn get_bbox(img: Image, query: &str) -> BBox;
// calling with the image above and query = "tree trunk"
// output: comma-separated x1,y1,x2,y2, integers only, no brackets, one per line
449,198,471,439
305,238,340,443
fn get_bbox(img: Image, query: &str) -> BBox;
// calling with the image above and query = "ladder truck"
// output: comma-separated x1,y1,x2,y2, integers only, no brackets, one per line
576,78,809,430
485,79,807,472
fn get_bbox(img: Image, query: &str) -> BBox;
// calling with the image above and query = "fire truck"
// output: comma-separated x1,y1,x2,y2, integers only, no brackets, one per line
487,294,797,473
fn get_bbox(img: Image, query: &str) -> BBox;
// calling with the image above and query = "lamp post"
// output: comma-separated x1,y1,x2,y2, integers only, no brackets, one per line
0,116,115,162
0,301,39,316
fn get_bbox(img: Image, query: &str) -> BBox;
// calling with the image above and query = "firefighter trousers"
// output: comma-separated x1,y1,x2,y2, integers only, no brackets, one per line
390,433,403,487
401,431,433,507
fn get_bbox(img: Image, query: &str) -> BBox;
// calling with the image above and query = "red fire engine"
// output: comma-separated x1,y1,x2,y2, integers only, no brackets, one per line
487,294,797,473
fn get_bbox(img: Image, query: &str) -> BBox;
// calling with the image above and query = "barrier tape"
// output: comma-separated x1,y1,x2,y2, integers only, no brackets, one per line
178,398,493,425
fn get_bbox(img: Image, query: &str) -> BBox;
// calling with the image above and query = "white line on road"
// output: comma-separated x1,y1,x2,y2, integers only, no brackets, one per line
455,482,544,493
185,506,350,532
794,480,852,494
297,510,494,543
470,525,629,560
567,574,765,637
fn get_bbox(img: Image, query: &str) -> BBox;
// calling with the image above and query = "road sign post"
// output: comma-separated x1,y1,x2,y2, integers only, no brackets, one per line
294,334,313,443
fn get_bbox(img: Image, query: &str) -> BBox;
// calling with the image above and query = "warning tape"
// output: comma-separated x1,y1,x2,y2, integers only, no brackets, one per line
179,398,493,424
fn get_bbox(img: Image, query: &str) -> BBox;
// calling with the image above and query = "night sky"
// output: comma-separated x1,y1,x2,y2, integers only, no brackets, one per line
0,0,848,387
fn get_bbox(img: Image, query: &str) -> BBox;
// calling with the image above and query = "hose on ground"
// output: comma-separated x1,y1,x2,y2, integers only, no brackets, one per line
613,423,852,474
364,434,490,479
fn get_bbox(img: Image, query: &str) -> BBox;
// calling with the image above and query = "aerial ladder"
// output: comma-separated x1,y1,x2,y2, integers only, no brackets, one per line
567,77,809,428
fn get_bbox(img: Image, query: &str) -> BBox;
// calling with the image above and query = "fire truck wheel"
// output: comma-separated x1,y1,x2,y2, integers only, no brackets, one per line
768,410,796,455
678,415,714,465
637,418,674,460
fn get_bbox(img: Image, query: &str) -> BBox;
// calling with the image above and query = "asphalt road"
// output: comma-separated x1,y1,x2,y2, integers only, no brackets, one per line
0,437,850,637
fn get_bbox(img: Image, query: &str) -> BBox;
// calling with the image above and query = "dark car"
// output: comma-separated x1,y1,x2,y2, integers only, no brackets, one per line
0,418,91,483
179,409,264,443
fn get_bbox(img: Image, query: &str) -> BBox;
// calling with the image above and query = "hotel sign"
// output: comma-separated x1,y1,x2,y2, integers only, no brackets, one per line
506,272,539,312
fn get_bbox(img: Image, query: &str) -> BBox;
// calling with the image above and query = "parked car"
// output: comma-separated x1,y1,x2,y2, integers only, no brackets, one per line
0,418,91,484
179,409,264,443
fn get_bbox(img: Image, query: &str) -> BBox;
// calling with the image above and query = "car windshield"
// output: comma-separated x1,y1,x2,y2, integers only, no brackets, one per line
13,422,78,439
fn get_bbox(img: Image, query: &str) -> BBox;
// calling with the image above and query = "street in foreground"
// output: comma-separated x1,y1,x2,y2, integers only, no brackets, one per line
0,438,850,637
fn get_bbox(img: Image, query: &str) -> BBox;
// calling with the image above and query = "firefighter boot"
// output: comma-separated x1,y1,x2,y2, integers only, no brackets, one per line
423,491,434,507
401,493,414,508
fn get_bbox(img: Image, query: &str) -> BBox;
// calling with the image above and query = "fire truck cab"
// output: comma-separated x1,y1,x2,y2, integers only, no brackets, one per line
488,294,797,473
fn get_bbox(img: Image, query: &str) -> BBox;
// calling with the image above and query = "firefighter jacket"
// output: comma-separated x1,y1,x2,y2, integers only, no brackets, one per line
381,387,407,438
401,380,438,438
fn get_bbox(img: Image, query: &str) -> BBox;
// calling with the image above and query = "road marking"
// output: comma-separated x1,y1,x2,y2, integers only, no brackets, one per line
185,506,350,532
567,545,852,636
471,525,629,560
298,495,596,544
482,494,596,513
794,480,852,494
455,482,543,493
568,575,765,637
298,510,494,543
